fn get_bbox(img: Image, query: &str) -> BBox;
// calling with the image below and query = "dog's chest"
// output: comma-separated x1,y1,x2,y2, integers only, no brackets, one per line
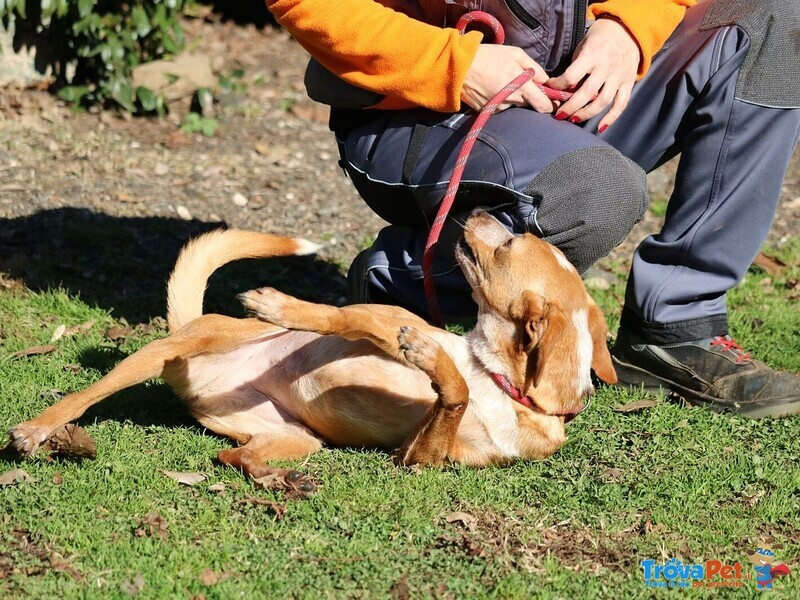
466,378,521,459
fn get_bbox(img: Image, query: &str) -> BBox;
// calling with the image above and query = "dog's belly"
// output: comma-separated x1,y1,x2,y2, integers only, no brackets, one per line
175,330,436,448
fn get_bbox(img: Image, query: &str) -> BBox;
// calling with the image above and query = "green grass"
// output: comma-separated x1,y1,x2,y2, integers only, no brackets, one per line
1,244,799,599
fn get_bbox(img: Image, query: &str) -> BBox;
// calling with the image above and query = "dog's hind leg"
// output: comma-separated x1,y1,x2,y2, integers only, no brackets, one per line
9,336,188,456
393,326,469,467
8,315,274,457
216,425,321,494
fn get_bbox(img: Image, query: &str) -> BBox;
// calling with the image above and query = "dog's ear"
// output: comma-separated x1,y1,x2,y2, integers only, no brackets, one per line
587,300,617,384
523,292,570,389
520,290,549,354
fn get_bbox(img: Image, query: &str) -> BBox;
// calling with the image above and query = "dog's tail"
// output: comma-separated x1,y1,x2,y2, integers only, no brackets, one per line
166,229,321,331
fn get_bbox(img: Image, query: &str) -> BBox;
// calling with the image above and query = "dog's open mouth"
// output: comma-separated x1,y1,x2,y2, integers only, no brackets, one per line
456,237,477,266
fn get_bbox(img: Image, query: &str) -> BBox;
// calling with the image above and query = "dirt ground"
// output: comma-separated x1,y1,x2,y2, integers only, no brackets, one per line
0,15,798,322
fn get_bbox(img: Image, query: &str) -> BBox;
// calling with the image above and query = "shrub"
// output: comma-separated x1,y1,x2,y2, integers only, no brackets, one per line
0,0,189,113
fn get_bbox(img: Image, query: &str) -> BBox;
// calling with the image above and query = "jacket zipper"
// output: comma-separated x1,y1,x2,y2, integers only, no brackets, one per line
504,0,542,31
571,0,587,50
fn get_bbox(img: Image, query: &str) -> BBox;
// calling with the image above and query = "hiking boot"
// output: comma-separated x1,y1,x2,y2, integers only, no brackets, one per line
612,329,800,418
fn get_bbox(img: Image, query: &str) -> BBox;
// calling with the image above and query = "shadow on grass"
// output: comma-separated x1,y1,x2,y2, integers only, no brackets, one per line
0,208,346,324
73,346,197,430
0,208,348,446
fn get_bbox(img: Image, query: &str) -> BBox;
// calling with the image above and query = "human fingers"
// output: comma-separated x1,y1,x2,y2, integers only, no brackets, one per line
552,65,605,119
461,46,551,112
596,80,633,132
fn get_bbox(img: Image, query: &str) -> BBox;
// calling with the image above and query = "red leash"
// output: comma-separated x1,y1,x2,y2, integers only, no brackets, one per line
421,67,537,325
423,11,574,325
456,12,577,102
423,11,591,419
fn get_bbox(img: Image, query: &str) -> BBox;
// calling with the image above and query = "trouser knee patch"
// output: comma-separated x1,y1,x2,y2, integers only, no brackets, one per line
701,0,800,108
524,147,647,273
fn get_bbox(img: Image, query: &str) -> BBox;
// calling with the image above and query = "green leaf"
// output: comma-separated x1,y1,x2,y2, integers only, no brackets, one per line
77,0,93,18
41,0,56,19
199,117,218,137
108,78,135,112
57,85,90,103
131,6,151,38
135,86,158,112
55,0,68,18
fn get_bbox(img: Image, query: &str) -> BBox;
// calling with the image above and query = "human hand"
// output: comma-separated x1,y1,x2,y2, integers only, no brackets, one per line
461,45,554,113
546,18,640,132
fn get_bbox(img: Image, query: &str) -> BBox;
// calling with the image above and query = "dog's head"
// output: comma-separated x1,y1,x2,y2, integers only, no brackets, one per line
456,211,617,421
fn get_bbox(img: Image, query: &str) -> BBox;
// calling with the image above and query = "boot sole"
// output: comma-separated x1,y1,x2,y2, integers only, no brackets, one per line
612,357,800,419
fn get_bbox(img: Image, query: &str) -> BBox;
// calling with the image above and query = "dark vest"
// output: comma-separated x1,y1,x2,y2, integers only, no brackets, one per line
379,0,589,71
305,1,590,109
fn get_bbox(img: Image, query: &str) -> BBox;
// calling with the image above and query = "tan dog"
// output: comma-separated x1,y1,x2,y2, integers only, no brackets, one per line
8,211,616,487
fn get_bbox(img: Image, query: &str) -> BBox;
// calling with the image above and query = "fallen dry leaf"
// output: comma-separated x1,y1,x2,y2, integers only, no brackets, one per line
42,423,97,460
0,468,37,486
644,519,667,534
199,568,231,587
116,190,138,203
163,471,206,486
742,490,766,507
390,574,410,600
105,325,133,342
614,398,660,413
176,205,193,221
164,130,190,149
134,512,169,540
445,511,478,532
237,497,287,518
63,320,96,337
252,470,316,498
50,324,66,343
13,344,57,358
121,574,146,596
602,467,623,481
208,482,226,493
751,252,787,277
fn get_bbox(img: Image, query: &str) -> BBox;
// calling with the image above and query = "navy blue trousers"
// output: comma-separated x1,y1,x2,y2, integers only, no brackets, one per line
334,1,800,342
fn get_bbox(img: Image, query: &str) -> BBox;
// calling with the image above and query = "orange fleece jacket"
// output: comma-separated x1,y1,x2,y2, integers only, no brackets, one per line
267,0,696,112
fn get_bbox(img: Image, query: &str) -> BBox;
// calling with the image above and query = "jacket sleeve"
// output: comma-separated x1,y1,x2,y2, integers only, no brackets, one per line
266,0,482,111
589,0,696,77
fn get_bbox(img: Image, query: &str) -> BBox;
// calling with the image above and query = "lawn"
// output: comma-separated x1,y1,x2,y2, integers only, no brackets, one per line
1,238,799,598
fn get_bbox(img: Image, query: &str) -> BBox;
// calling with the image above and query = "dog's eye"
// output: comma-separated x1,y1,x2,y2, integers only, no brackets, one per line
495,237,514,256
496,238,514,251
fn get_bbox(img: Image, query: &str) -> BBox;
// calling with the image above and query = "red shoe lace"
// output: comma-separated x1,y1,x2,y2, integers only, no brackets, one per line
710,336,752,363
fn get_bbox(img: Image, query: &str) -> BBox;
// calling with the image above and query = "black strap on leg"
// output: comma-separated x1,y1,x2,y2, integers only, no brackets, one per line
402,122,432,184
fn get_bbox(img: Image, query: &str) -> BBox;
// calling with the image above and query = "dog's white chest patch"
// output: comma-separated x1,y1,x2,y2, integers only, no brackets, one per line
468,378,520,458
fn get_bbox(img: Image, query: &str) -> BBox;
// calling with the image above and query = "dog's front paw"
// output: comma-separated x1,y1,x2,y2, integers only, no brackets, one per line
8,421,53,457
394,444,447,469
398,326,439,374
239,287,290,325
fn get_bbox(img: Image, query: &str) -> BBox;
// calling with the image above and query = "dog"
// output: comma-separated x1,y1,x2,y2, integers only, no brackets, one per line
8,211,617,489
